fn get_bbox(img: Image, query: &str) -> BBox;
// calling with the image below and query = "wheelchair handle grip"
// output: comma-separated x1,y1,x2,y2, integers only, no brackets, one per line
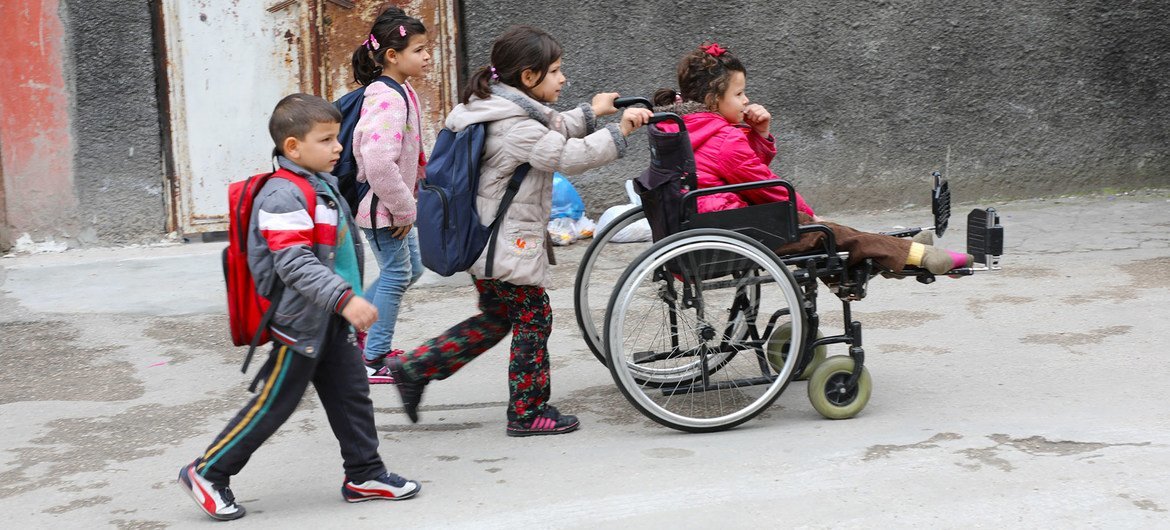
614,96,652,109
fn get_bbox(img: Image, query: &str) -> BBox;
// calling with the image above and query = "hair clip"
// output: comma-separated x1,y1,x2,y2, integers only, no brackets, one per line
398,25,406,37
490,65,499,80
365,33,380,51
703,42,726,57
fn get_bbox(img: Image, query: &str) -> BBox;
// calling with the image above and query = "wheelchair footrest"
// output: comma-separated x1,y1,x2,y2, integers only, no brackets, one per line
966,207,1004,270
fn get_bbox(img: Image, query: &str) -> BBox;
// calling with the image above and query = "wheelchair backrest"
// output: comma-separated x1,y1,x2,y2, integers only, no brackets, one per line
633,118,697,243
633,114,799,251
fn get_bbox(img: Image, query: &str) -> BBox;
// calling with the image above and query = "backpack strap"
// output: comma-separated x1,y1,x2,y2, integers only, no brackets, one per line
241,285,283,379
484,164,531,277
377,76,410,123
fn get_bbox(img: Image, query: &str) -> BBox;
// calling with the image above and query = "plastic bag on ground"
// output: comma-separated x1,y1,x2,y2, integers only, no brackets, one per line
574,217,595,239
548,217,577,246
596,204,652,243
550,172,585,220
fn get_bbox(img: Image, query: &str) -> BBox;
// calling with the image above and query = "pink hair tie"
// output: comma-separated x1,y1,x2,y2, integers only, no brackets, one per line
703,42,726,57
489,66,498,80
398,25,406,37
364,33,380,51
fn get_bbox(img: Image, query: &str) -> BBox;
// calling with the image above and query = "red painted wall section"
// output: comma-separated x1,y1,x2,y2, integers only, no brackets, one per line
0,0,78,246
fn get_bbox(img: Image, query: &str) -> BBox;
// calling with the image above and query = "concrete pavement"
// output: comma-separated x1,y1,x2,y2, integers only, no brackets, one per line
1,190,1168,528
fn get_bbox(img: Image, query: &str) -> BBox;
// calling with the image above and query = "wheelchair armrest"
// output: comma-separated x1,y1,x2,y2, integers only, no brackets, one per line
798,223,838,256
680,178,797,209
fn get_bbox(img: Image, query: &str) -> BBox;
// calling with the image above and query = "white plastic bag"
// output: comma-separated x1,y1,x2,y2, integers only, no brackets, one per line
573,216,596,239
597,204,652,243
547,217,577,246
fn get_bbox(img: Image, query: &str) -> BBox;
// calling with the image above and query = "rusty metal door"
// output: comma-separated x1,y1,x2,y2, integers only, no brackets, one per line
317,0,461,152
160,0,460,234
159,0,313,234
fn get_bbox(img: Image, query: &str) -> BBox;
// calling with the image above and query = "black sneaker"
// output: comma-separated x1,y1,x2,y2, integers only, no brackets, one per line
506,405,580,437
387,356,425,423
177,461,246,521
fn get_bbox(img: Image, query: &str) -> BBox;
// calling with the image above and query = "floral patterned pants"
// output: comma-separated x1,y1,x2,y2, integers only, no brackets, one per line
399,278,552,423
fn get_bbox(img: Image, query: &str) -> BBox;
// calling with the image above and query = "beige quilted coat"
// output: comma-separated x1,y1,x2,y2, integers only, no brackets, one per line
444,83,627,287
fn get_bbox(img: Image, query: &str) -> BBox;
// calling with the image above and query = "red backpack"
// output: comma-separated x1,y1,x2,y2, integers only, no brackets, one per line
222,168,316,373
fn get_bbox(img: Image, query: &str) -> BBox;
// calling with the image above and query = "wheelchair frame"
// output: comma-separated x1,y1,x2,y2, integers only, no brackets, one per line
573,98,1005,432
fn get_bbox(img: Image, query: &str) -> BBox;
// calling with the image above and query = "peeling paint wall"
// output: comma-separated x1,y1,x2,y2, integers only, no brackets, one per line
62,0,166,245
460,0,1170,216
0,0,79,249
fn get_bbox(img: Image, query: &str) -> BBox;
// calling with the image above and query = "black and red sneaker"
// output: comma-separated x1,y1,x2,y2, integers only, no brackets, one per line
177,461,246,521
341,471,421,502
506,405,580,437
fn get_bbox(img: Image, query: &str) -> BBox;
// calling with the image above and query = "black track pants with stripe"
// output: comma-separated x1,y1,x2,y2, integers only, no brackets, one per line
195,318,385,486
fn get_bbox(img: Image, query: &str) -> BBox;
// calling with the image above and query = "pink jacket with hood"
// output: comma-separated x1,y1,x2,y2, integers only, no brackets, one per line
657,102,815,217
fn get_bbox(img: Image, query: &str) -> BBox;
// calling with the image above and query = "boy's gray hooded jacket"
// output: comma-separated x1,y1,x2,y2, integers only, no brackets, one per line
247,157,363,358
444,83,628,287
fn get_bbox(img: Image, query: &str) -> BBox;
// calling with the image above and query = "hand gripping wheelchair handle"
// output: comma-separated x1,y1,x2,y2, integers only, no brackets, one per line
613,98,687,129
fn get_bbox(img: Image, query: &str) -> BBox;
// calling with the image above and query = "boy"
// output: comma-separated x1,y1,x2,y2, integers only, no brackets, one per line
178,94,420,521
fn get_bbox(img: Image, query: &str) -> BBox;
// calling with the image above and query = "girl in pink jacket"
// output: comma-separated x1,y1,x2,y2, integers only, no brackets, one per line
350,8,430,383
652,43,972,275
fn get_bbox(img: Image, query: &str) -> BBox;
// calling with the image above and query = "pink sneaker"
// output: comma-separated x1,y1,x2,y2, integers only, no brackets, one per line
364,350,405,385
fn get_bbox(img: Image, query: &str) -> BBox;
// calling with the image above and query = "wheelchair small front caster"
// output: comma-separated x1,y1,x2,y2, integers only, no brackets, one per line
807,356,872,419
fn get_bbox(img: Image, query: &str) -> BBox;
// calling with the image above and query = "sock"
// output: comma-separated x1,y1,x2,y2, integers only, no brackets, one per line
915,245,974,274
911,230,934,246
906,242,926,267
949,250,972,270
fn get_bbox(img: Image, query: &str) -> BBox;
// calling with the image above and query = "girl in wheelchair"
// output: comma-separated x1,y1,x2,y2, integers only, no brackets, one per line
650,43,972,275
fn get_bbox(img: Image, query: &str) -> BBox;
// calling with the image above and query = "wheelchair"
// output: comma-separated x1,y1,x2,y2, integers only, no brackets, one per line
573,98,1004,433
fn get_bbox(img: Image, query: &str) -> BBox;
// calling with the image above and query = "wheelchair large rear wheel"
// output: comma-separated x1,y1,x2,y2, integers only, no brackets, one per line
573,206,653,363
605,229,805,432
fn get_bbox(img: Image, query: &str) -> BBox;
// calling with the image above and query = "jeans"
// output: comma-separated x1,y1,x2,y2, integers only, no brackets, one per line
361,227,423,359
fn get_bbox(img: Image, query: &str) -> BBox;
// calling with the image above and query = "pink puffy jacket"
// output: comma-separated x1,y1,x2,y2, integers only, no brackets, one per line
660,111,814,217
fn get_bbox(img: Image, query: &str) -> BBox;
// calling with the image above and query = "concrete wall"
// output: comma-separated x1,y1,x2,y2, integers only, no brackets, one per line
0,0,165,251
459,0,1170,217
61,0,166,245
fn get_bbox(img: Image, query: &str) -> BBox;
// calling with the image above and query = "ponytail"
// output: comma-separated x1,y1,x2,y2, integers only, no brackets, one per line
460,65,495,104
352,46,382,86
652,88,680,107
